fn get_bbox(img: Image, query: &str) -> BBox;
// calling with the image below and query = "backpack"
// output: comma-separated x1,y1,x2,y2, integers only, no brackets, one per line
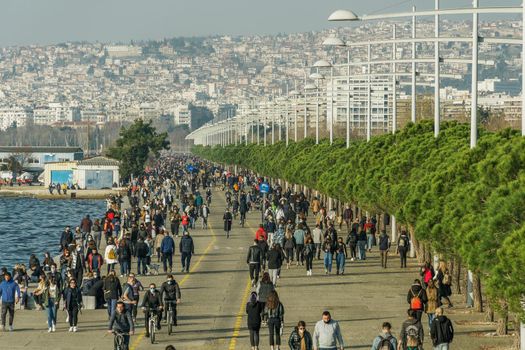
406,324,420,346
410,289,423,310
443,271,451,285
108,248,116,260
379,335,394,350
399,236,408,248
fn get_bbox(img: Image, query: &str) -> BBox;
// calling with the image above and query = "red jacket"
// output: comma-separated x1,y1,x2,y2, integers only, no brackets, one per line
255,228,267,241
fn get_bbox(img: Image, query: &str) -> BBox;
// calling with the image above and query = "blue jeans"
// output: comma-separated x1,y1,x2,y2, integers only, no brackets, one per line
324,252,333,272
336,253,346,273
107,298,117,317
367,233,374,250
357,241,367,260
137,257,147,274
181,252,192,271
119,259,129,276
428,312,436,330
46,298,56,327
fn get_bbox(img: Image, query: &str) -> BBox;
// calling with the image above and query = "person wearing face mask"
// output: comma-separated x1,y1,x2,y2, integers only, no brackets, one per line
159,275,181,326
312,311,344,350
141,283,163,338
288,320,313,350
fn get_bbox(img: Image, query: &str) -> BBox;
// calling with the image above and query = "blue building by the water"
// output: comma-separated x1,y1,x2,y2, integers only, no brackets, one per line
0,146,83,172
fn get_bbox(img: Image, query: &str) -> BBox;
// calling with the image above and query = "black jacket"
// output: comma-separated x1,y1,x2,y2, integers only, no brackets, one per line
135,241,149,258
103,276,122,300
179,235,194,254
407,284,427,309
141,289,163,309
246,301,264,329
160,280,181,301
63,286,83,309
247,245,263,265
267,249,283,269
430,315,454,346
288,329,313,350
109,310,134,333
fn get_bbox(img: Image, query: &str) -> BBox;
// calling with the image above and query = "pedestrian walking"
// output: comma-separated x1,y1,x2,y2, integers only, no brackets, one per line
396,231,410,268
436,261,453,308
430,308,454,350
288,320,313,350
179,231,194,273
103,270,122,318
378,230,390,269
334,237,347,275
371,322,397,350
63,278,83,332
312,224,323,260
407,279,427,322
135,238,149,275
0,272,21,331
161,231,175,273
312,311,344,350
264,291,285,350
357,229,367,260
304,236,315,276
42,276,60,332
223,209,233,238
425,280,439,332
256,272,275,326
104,238,118,274
399,309,424,350
267,244,284,287
247,239,263,286
246,292,264,350
322,237,334,275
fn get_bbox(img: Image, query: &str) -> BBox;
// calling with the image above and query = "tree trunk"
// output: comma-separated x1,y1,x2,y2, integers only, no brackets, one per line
473,273,483,312
453,259,462,295
463,268,469,304
485,300,495,322
496,302,509,336
409,226,424,263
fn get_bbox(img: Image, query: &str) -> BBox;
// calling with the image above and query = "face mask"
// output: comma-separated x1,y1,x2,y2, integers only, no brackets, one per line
150,288,155,293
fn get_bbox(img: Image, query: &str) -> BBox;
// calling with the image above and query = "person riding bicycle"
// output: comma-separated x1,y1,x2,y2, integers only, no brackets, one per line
108,301,134,350
141,283,163,338
160,274,181,326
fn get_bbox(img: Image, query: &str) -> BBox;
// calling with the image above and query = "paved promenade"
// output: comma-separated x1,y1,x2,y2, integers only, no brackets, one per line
0,190,513,349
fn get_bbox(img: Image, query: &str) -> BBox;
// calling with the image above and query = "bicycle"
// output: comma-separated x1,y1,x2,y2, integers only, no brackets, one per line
147,308,159,344
112,331,129,350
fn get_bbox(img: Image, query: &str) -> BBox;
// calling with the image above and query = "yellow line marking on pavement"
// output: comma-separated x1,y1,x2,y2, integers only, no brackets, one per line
130,222,217,350
228,277,252,350
228,219,257,350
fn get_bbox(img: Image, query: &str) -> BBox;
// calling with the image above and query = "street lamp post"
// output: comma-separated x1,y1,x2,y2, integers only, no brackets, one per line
392,24,397,134
411,6,417,124
435,0,440,137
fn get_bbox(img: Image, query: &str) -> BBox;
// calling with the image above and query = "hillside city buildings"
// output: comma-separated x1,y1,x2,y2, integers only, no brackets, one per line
0,19,523,135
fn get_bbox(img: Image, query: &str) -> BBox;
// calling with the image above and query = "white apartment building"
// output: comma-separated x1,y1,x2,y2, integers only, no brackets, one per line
0,107,33,130
33,103,81,125
173,105,192,126
105,45,142,58
327,77,392,135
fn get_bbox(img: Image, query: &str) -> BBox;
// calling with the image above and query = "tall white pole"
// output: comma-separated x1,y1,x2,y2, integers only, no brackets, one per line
367,42,372,142
316,87,320,144
245,121,248,145
467,0,479,309
392,24,397,134
264,108,267,146
330,65,334,145
435,0,441,137
346,50,351,148
257,114,260,145
272,107,275,145
286,101,289,146
471,0,479,149
411,5,417,124
522,2,525,136
294,96,298,142
304,92,308,139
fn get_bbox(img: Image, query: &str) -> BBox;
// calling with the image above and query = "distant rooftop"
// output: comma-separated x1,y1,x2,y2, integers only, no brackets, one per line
77,156,119,167
0,146,83,154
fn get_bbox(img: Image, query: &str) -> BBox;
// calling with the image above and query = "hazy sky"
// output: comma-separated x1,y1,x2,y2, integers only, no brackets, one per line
0,0,521,47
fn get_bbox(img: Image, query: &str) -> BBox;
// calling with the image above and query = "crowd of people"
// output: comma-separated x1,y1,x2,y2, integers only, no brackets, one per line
0,155,457,350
